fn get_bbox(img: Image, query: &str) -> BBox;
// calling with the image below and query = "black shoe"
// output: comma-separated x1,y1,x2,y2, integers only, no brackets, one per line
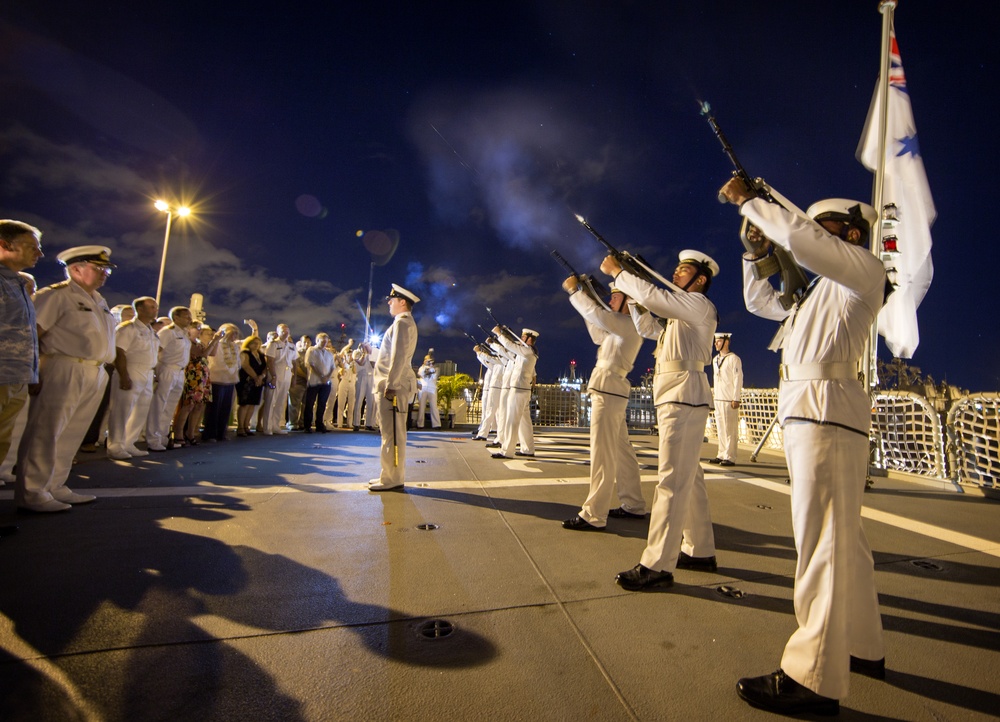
607,507,646,519
676,551,718,572
514,451,534,457
719,460,736,467
562,516,604,532
615,564,674,591
708,457,722,464
491,453,510,459
471,435,487,441
485,442,501,448
736,669,839,716
850,656,886,680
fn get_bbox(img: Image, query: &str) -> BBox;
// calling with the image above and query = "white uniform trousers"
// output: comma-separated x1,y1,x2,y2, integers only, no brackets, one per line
500,388,533,457
375,395,408,486
780,421,884,700
323,377,341,427
640,403,715,572
417,389,440,428
107,370,154,454
261,374,291,432
715,401,739,462
354,374,375,427
476,384,500,438
15,357,108,506
146,366,185,448
579,390,645,526
493,387,510,446
336,379,356,427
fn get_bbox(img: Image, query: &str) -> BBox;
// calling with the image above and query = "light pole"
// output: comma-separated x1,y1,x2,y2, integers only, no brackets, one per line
154,200,191,307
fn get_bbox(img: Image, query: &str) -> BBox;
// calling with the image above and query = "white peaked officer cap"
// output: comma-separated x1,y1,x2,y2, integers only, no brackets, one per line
521,328,540,338
56,245,117,268
714,332,732,339
388,283,420,303
678,249,720,278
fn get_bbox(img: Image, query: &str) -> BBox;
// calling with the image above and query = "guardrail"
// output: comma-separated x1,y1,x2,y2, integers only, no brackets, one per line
464,384,999,489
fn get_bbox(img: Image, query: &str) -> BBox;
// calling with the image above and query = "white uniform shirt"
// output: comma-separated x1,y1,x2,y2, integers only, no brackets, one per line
115,319,159,373
741,198,885,433
712,352,743,403
614,271,716,407
374,312,418,398
569,290,642,396
497,330,537,391
265,339,298,382
34,280,116,364
418,362,439,391
157,325,191,370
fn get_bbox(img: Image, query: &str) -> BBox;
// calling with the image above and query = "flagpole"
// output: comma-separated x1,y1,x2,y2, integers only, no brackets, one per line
863,0,897,389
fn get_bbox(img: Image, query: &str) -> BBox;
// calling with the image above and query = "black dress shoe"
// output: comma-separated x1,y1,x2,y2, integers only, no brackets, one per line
708,457,722,464
514,451,534,457
471,435,487,441
562,516,604,532
719,459,736,467
615,564,674,591
491,453,510,459
676,551,718,572
607,507,646,519
485,442,501,448
736,669,839,716
850,656,886,680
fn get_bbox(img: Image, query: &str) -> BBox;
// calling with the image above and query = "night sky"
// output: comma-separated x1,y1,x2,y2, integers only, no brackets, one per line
2,2,996,391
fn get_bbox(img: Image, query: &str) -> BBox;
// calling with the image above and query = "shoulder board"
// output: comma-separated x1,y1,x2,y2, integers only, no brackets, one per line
49,280,71,289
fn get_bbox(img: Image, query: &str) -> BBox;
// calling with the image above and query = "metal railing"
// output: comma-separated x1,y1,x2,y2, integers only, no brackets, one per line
465,383,999,489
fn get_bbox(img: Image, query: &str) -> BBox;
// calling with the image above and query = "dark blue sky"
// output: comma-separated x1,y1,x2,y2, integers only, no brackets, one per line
2,1,996,390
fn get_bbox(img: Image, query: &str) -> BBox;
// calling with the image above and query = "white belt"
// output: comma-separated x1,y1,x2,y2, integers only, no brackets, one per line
594,361,628,379
656,360,707,374
779,362,857,381
43,354,102,367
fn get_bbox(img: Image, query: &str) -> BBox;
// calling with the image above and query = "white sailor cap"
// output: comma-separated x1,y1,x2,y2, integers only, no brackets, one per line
714,332,732,339
521,328,540,339
56,245,116,268
678,249,719,278
806,198,878,230
388,283,420,303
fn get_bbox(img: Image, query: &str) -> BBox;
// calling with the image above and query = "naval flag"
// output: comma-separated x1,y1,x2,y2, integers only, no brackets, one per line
858,26,935,359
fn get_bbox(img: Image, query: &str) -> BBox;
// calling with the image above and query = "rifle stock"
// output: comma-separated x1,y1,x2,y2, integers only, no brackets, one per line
550,250,611,309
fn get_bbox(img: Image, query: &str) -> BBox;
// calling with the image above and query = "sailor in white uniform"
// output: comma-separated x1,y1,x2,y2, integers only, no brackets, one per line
261,324,297,434
416,352,440,429
601,249,719,590
492,326,538,460
472,342,502,440
15,246,117,512
145,306,192,451
106,297,159,459
368,284,420,491
710,332,743,466
721,178,886,715
562,278,646,531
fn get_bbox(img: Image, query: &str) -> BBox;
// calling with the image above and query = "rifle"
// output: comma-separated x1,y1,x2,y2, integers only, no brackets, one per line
485,307,521,344
574,214,684,293
700,100,809,310
550,250,611,310
464,330,498,357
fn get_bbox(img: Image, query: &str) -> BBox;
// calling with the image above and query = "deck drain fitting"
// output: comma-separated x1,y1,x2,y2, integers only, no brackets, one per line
910,559,943,571
415,523,440,531
416,619,454,639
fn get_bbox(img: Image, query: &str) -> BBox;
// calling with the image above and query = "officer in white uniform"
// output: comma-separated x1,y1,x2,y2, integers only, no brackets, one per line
368,284,419,491
15,246,117,512
562,278,646,531
485,339,515,449
145,306,192,451
107,296,160,459
601,249,719,590
261,323,297,434
492,326,538,459
710,332,743,466
416,352,441,429
720,179,887,715
335,340,357,428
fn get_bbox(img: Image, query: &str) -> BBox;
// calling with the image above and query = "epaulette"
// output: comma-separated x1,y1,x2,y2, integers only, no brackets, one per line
49,280,71,289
